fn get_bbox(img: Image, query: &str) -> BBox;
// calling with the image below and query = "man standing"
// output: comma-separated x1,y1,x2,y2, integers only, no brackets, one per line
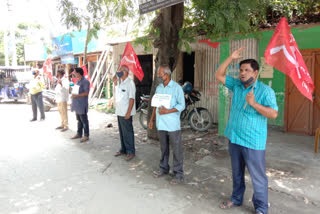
55,69,69,132
29,69,45,121
216,47,278,214
71,67,90,143
148,66,185,185
113,66,136,161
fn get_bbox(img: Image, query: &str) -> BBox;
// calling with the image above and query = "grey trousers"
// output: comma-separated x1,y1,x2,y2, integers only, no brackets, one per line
31,92,45,120
158,130,184,179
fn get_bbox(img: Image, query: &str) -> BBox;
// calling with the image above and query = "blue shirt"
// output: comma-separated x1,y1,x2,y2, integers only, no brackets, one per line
224,75,278,150
71,77,90,114
155,80,185,132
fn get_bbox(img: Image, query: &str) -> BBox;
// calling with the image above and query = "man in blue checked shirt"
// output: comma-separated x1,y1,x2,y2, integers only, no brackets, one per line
148,65,185,185
216,47,278,214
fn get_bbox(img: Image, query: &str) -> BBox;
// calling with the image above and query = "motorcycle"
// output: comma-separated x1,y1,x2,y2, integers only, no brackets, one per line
137,94,150,129
138,82,213,132
180,82,213,132
42,89,56,112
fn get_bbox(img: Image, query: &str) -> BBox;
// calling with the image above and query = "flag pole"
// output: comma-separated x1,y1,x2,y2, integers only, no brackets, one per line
243,70,261,110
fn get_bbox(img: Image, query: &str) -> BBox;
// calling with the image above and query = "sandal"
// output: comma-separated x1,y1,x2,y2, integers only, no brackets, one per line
71,134,81,139
114,152,126,157
153,170,168,178
170,178,184,185
219,201,235,209
125,154,135,161
80,136,89,142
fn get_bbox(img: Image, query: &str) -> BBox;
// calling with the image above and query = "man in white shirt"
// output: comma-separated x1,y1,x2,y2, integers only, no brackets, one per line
55,69,70,132
113,65,136,161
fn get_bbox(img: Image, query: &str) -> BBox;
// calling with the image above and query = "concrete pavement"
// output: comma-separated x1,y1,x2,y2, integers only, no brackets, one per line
0,102,319,214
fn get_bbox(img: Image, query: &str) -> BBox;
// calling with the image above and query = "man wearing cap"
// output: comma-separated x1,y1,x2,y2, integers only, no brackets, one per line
29,69,45,121
113,65,136,161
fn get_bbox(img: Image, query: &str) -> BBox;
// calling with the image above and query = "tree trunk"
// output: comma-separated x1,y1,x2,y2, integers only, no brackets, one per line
83,23,90,67
147,3,184,139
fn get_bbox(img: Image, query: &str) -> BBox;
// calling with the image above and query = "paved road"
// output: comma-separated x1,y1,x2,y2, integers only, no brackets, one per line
1,102,319,214
0,103,214,214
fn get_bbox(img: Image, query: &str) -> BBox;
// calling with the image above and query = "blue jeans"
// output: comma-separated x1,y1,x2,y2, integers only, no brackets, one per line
229,142,268,214
117,116,135,155
76,113,89,137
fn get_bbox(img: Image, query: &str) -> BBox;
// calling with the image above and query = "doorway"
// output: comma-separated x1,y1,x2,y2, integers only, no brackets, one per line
285,49,320,135
135,55,153,108
183,52,195,86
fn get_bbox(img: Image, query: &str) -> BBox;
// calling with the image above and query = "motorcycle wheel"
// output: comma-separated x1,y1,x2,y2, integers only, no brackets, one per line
139,110,148,130
189,108,213,132
44,105,51,112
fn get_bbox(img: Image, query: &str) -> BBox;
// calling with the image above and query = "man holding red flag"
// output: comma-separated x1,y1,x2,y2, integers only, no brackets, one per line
113,65,136,161
265,17,314,100
216,47,278,214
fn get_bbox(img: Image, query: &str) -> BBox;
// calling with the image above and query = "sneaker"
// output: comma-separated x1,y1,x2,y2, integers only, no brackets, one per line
56,126,63,130
30,118,37,122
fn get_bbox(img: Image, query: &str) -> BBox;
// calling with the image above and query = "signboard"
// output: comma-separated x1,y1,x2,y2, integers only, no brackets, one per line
139,0,184,15
71,30,98,54
24,44,47,62
52,35,73,57
61,54,76,64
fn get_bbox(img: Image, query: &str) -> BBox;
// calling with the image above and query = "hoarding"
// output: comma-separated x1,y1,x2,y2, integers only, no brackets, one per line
52,35,73,57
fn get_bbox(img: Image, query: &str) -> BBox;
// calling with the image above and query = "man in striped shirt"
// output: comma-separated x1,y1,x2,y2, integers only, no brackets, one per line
216,47,278,214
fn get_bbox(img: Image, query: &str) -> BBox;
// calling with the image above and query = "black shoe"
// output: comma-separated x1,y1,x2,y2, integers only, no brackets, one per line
56,126,63,130
30,118,37,122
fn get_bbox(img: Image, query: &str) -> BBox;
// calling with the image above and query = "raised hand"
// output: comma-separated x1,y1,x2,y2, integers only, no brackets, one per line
230,47,246,60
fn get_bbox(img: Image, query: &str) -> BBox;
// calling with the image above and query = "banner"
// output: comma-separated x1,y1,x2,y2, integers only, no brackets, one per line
264,17,314,101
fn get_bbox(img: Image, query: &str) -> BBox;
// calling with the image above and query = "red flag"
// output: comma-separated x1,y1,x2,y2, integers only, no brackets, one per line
119,42,144,81
264,17,314,101
81,65,93,89
71,72,77,84
43,58,53,81
198,39,220,48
